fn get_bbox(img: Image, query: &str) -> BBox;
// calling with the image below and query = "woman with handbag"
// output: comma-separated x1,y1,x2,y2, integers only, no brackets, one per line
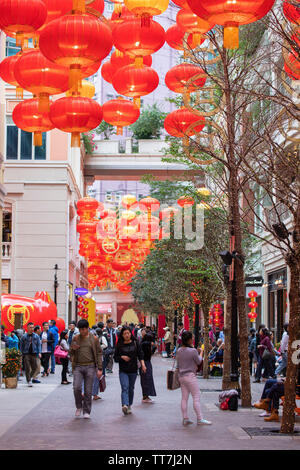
58,330,71,385
176,331,211,426
257,328,275,379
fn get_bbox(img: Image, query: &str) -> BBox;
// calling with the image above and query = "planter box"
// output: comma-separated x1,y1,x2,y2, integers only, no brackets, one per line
138,139,168,155
94,140,119,154
5,377,18,388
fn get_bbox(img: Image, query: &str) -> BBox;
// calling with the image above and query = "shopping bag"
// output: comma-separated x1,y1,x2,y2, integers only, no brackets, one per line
167,368,180,390
99,375,106,392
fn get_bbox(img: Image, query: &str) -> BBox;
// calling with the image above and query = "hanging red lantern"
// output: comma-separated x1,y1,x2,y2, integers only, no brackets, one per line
166,24,196,50
101,60,115,84
14,48,70,112
39,13,113,90
12,98,54,146
111,51,152,69
285,51,300,79
77,197,99,220
113,64,159,107
284,61,300,80
283,0,300,24
177,196,194,207
176,8,214,47
164,108,205,138
139,197,160,212
248,290,258,298
0,0,47,46
113,18,165,67
102,99,140,135
186,0,275,49
49,96,103,147
165,63,206,95
0,53,23,98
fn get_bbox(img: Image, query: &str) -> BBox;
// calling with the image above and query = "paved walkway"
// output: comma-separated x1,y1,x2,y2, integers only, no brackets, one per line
0,356,299,450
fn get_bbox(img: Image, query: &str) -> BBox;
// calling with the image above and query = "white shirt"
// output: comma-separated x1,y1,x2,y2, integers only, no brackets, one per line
42,332,48,353
281,331,289,353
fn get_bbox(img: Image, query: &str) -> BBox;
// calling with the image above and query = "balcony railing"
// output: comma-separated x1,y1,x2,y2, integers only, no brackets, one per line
2,242,11,259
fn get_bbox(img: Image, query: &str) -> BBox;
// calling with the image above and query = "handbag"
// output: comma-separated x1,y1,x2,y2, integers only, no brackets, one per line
54,344,68,359
167,360,180,390
99,375,106,392
262,349,273,360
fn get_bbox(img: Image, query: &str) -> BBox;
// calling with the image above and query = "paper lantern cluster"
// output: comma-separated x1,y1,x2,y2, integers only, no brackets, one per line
248,290,258,323
208,304,224,329
283,1,300,81
77,296,90,320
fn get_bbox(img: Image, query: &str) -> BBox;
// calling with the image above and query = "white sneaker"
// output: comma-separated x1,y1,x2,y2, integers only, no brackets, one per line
83,413,90,419
122,405,129,415
259,411,270,417
27,381,33,387
197,419,212,425
75,409,82,418
127,406,132,414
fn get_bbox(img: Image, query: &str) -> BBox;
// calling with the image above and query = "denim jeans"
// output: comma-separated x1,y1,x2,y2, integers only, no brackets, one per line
275,352,287,376
119,371,137,407
50,351,55,373
92,373,99,396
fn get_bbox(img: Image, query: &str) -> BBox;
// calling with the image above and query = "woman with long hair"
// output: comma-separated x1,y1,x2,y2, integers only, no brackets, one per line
59,330,71,385
140,332,157,403
176,331,211,426
257,328,275,380
114,326,146,415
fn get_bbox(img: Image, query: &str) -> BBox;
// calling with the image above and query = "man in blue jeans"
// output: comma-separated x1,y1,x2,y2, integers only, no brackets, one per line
49,319,59,374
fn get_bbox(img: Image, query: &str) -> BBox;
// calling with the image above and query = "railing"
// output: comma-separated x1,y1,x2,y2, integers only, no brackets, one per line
2,242,11,259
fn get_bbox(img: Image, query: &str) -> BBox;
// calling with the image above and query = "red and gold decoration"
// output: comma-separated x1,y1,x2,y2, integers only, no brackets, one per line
248,290,258,323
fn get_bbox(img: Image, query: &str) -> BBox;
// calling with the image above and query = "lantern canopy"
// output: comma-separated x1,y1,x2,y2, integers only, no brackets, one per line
186,0,275,49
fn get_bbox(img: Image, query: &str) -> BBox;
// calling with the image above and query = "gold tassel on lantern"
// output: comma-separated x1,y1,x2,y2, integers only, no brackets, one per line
133,97,141,108
114,2,122,13
115,49,124,58
224,23,239,50
69,64,81,92
34,132,43,147
16,87,23,99
15,32,24,47
38,93,50,112
192,33,201,48
116,126,123,135
73,0,86,13
134,56,143,68
71,132,81,148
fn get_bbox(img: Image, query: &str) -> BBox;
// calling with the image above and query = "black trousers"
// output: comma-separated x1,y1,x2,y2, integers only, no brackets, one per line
60,357,69,382
165,342,171,357
41,352,51,373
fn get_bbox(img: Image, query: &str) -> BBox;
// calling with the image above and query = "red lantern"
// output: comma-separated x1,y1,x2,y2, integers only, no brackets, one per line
283,0,300,24
139,197,160,212
285,51,300,80
176,8,214,46
164,108,205,138
113,18,165,67
13,98,54,146
102,99,140,135
77,197,99,220
248,301,258,309
14,49,70,112
248,290,258,298
165,63,206,95
0,0,47,46
284,61,300,80
177,196,194,207
113,65,159,107
186,0,275,49
39,13,113,90
0,53,23,98
49,96,103,147
101,60,115,84
166,24,197,50
111,51,152,69
124,0,169,23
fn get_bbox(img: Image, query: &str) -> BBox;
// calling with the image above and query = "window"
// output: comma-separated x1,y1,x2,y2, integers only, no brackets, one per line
6,116,47,160
105,1,114,12
105,191,112,202
5,37,20,57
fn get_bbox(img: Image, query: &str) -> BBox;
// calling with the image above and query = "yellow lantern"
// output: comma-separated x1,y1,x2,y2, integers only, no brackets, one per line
197,187,211,197
66,79,95,98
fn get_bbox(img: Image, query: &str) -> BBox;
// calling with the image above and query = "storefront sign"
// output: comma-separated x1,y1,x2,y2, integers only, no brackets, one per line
74,287,88,296
245,276,263,287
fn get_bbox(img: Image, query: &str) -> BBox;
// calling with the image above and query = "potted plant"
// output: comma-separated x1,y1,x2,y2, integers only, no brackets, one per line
130,104,168,154
2,347,22,389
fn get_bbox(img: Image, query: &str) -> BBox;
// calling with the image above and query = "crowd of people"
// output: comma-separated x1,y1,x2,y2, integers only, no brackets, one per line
1,317,296,426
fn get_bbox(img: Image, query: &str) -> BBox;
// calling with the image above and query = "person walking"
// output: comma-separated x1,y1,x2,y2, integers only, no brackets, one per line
114,326,146,416
20,322,41,387
248,328,256,376
163,326,172,358
104,319,116,373
7,331,19,350
49,319,59,374
32,326,41,383
257,328,275,380
70,319,103,418
92,327,108,401
275,323,289,377
140,333,156,403
59,330,71,385
254,324,266,383
40,322,55,377
176,331,211,426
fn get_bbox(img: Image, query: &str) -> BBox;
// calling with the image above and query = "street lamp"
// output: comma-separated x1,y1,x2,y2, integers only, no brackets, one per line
54,264,59,305
219,249,242,384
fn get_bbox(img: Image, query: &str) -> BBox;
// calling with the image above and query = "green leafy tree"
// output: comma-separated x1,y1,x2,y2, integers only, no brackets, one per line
130,104,166,140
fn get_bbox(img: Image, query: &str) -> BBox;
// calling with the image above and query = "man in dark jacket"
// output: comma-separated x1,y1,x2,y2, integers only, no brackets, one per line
70,319,103,418
49,319,59,374
20,322,41,387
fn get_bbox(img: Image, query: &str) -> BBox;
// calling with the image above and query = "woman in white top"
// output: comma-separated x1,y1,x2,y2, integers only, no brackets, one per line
59,330,71,385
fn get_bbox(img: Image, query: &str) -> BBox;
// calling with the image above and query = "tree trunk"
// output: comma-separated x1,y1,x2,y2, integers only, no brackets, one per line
203,308,210,379
281,260,300,433
222,287,232,389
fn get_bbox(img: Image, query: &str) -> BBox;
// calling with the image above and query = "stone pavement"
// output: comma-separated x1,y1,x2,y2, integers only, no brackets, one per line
0,356,299,450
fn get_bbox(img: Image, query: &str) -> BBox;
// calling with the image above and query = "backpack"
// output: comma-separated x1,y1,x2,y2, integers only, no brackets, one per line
228,395,238,411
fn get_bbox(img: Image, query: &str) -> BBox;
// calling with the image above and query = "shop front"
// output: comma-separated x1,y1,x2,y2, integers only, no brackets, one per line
267,268,288,343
